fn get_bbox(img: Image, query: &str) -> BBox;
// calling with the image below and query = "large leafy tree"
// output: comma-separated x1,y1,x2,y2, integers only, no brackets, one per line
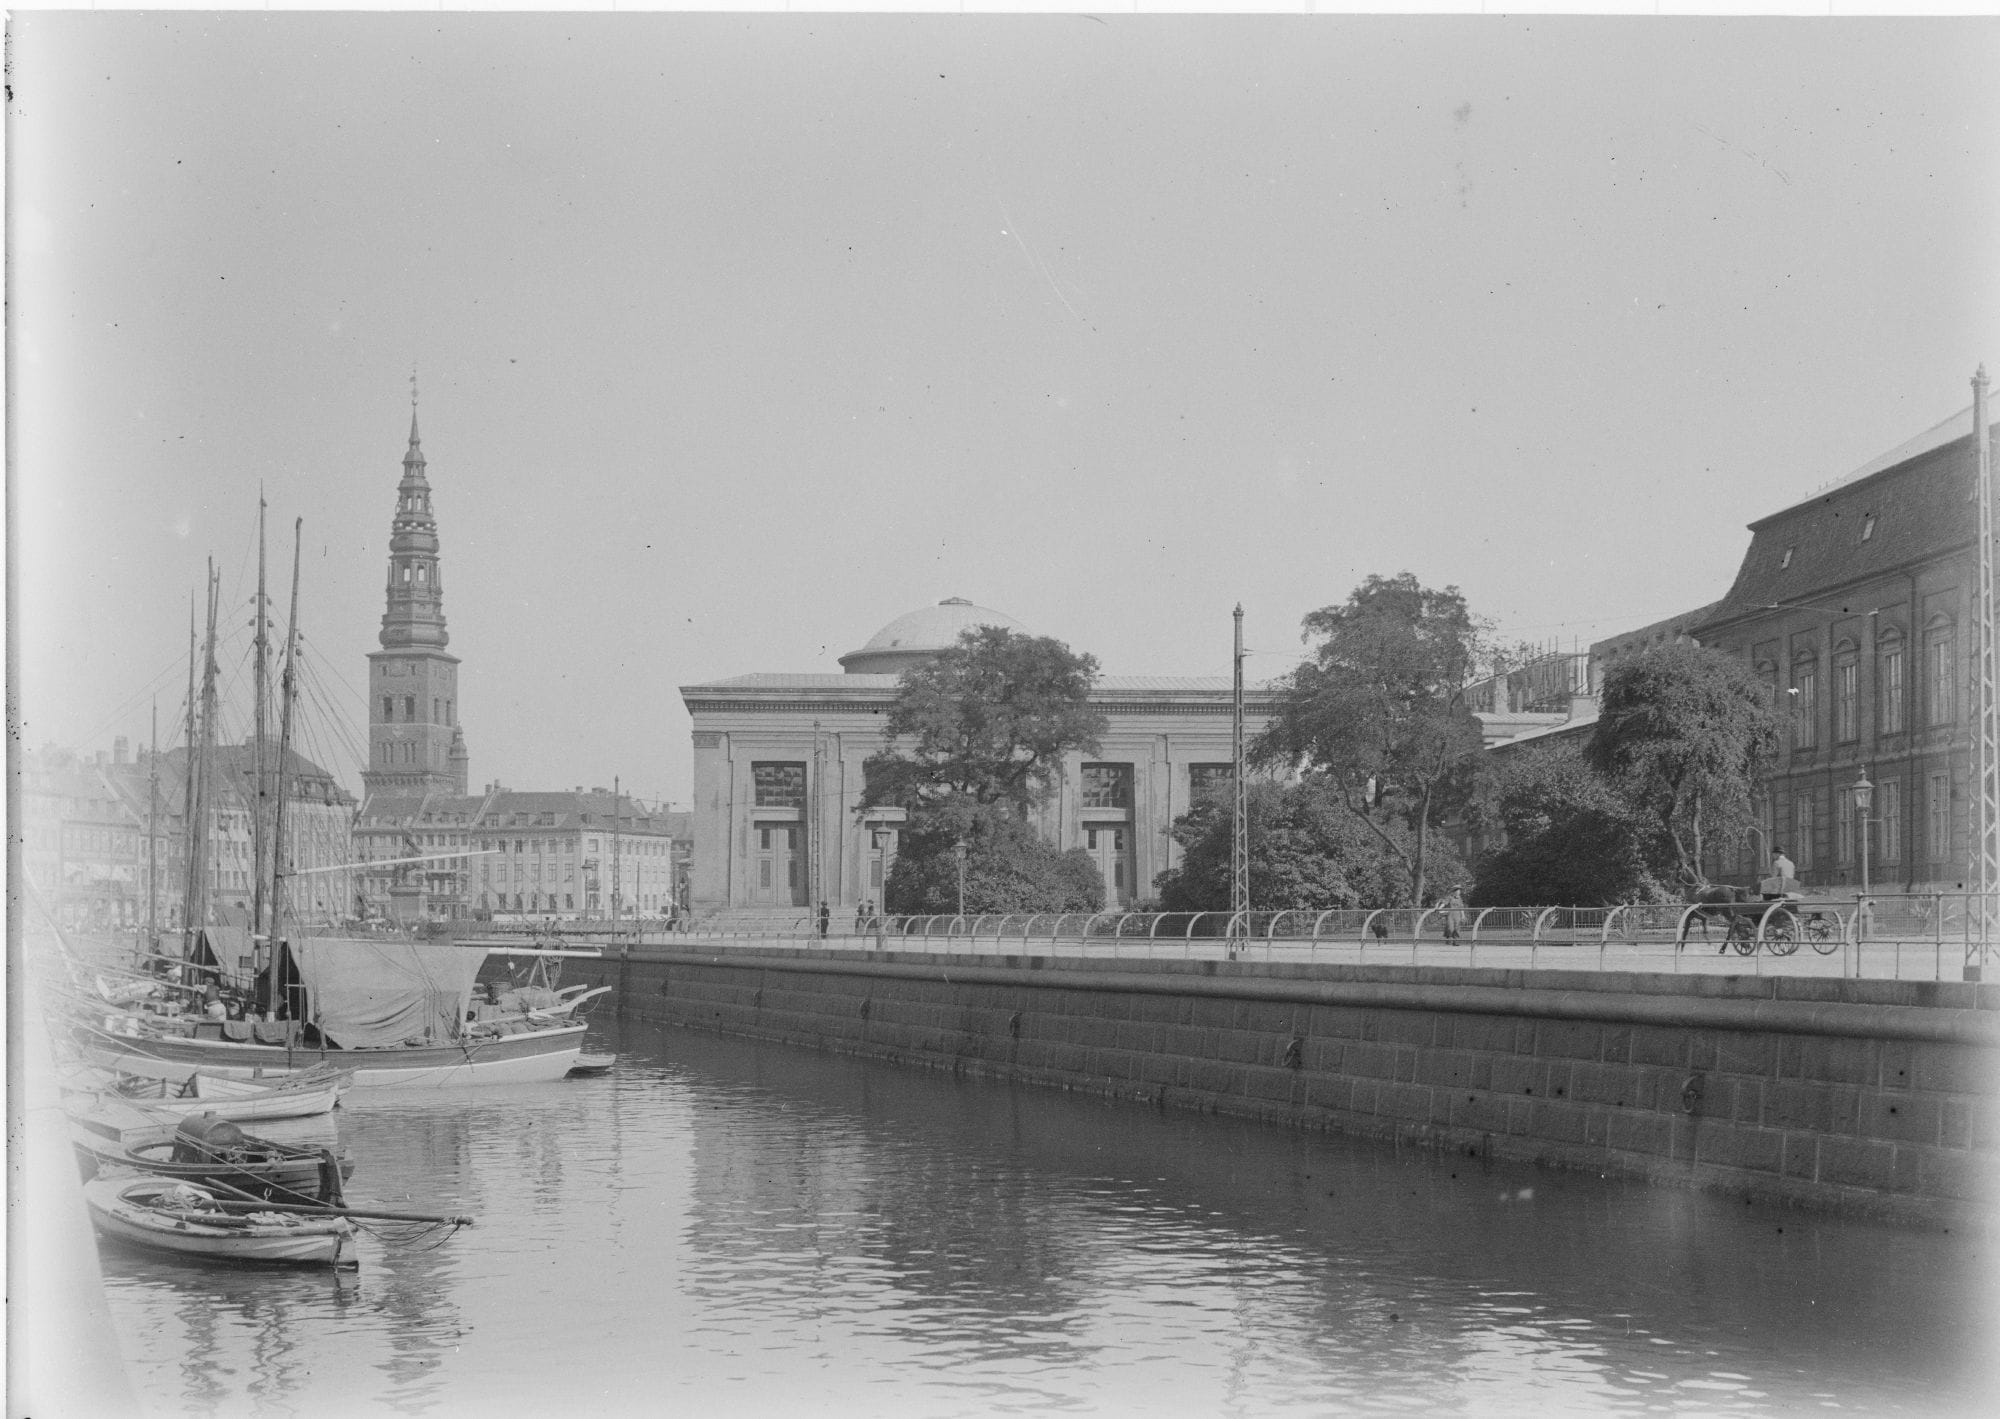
1586,642,1781,889
883,798,1104,916
860,626,1107,813
1254,573,1486,905
1470,742,1666,906
863,627,1109,914
1155,780,1455,913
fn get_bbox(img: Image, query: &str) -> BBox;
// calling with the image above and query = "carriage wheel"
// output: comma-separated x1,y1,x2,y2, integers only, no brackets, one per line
1766,916,1799,957
1807,916,1840,956
1727,916,1758,956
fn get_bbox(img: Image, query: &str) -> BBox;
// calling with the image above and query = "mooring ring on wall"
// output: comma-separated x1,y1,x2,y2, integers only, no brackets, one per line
1680,1074,1705,1114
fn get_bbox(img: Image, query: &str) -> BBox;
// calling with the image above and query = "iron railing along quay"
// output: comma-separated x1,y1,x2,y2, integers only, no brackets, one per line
626,893,1997,983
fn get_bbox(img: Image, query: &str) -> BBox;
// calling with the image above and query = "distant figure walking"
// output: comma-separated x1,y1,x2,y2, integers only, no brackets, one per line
1439,884,1466,943
818,901,831,939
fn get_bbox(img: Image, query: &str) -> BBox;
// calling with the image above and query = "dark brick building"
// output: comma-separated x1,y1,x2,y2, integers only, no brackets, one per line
1696,404,1991,891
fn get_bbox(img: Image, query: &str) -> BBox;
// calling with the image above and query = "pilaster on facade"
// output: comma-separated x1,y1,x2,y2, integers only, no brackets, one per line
680,640,1278,919
1693,401,1991,892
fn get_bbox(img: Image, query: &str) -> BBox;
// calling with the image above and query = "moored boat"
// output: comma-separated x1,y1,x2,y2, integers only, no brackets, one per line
71,1109,352,1205
73,938,591,1088
68,1062,353,1123
83,1177,357,1268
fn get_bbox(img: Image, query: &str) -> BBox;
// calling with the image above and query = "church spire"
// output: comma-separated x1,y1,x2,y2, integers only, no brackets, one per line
363,392,465,803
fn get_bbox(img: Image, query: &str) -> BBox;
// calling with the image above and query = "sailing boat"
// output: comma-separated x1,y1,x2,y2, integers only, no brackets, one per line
74,512,595,1088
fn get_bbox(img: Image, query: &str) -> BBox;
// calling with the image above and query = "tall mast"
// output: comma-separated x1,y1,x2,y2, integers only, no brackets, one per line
252,490,269,944
180,593,198,943
147,699,159,959
184,565,222,956
270,518,304,954
611,776,622,933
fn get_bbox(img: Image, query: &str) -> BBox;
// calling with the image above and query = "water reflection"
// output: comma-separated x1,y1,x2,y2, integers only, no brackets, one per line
94,1017,1996,1419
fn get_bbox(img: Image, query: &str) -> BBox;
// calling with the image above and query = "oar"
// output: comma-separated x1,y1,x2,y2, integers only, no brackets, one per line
196,1173,471,1225
193,1197,475,1226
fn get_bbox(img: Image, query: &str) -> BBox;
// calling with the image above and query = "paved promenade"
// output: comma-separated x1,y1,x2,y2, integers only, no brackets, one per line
11,971,141,1419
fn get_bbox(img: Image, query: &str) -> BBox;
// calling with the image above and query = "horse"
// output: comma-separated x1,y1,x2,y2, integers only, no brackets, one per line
1682,883,1753,951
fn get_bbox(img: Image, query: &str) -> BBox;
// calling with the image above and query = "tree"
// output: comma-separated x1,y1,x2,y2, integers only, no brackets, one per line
1470,742,1666,906
882,798,1103,916
1155,779,1454,913
863,627,1110,915
859,626,1107,813
1253,573,1486,905
1586,641,1781,889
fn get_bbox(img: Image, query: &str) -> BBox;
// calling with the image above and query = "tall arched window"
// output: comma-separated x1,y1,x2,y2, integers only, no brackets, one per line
1833,640,1858,742
1924,616,1955,726
1877,629,1905,734
1791,655,1818,750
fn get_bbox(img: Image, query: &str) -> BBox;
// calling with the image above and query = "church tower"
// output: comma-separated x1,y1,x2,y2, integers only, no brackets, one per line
361,398,469,798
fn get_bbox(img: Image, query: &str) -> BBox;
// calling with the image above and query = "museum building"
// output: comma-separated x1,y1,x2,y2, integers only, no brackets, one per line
679,599,1277,919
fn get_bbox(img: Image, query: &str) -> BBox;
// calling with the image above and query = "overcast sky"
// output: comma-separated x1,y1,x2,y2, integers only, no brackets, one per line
12,13,1998,809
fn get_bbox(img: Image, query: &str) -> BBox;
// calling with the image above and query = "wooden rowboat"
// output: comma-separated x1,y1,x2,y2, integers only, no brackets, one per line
71,1110,352,1205
74,1063,353,1124
84,1177,356,1268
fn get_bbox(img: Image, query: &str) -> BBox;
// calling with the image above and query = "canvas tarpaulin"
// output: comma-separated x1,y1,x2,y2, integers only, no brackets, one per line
284,939,486,1049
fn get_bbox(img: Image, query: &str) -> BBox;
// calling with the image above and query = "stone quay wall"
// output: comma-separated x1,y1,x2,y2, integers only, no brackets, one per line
571,944,2000,1228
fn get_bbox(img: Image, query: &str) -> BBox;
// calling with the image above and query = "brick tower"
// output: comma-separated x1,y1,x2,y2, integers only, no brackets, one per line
361,397,469,798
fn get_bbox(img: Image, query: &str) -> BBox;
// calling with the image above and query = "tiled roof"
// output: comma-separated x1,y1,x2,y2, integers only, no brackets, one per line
1701,417,1984,634
357,787,670,834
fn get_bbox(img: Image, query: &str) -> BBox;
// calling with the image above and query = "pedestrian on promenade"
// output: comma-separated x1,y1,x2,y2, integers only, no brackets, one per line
1439,884,1466,943
818,901,831,939
855,901,869,933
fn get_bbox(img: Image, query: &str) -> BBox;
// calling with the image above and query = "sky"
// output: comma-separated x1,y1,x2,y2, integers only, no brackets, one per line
12,13,2000,811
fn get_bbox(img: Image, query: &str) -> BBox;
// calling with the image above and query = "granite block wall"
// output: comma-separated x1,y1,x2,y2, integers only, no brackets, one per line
569,946,2000,1228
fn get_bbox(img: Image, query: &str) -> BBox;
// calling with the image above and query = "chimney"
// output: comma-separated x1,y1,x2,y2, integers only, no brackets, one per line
114,737,130,765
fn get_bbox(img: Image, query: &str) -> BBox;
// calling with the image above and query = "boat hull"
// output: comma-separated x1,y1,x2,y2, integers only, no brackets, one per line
84,1179,354,1267
79,1068,352,1123
76,1021,586,1088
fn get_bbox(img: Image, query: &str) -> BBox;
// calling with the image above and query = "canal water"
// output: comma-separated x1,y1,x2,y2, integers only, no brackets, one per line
96,1015,1996,1418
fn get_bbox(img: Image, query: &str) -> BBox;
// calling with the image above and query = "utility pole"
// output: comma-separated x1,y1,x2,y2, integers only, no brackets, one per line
809,720,826,915
1974,365,1998,978
1231,604,1250,939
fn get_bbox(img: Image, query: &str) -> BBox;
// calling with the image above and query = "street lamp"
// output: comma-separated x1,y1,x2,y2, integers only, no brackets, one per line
1852,769,1874,946
1851,770,1873,895
954,840,968,920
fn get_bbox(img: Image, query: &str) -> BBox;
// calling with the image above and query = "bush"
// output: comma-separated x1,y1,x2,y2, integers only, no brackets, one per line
1470,743,1667,906
1155,779,1458,912
883,799,1105,916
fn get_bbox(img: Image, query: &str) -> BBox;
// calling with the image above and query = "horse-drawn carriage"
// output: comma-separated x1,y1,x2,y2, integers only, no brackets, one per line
1682,880,1841,956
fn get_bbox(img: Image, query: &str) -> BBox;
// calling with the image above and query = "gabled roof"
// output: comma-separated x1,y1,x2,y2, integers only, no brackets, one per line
1700,412,1985,635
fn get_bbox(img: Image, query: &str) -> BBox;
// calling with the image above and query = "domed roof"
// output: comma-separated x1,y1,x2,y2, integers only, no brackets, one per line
839,598,1028,675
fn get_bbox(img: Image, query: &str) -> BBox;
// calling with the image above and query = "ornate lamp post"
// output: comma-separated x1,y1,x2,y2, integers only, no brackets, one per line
954,840,968,920
1852,770,1873,898
1852,769,1875,951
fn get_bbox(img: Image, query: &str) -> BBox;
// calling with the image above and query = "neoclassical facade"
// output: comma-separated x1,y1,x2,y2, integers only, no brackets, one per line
680,599,1276,917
